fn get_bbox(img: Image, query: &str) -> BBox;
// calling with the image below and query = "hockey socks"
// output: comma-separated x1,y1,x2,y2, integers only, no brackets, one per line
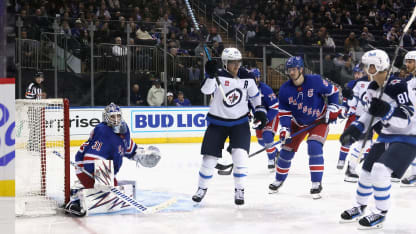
308,141,324,183
275,150,295,182
195,155,217,202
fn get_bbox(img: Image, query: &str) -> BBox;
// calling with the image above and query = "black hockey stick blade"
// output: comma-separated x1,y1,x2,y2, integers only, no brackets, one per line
217,165,233,175
215,162,233,170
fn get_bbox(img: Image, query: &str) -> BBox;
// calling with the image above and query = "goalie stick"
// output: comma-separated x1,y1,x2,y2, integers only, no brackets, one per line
53,151,176,214
216,120,325,175
356,6,416,164
184,0,227,102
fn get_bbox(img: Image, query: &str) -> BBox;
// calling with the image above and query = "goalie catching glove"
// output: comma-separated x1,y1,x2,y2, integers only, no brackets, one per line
131,146,161,168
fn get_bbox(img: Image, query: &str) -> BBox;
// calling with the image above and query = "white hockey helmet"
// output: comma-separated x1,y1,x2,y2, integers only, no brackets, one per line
361,49,390,77
221,47,242,71
405,51,416,61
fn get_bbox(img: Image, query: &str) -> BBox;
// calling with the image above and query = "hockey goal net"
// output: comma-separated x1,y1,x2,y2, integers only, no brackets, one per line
15,98,70,216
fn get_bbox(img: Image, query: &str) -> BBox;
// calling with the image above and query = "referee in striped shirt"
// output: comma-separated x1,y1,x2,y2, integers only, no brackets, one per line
25,71,44,99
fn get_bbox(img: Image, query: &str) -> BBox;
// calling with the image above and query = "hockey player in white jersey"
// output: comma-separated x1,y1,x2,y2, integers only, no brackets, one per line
192,48,267,205
339,49,416,229
401,50,416,186
340,64,374,182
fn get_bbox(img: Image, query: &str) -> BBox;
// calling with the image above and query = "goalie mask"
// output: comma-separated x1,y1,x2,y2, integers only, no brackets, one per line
361,49,390,80
103,103,124,133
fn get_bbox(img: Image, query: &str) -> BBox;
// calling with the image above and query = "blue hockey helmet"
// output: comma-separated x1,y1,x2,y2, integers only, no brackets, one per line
285,56,304,70
103,102,123,132
252,68,261,78
353,64,363,73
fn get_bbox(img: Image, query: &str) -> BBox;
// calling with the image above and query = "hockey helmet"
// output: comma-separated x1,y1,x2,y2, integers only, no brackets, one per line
221,47,242,71
285,56,304,71
404,51,416,61
252,68,261,78
103,102,123,131
352,64,363,73
361,49,390,76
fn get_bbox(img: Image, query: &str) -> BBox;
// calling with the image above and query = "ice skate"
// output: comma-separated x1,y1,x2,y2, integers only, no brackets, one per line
64,200,86,217
336,159,345,170
401,175,416,187
234,188,244,205
269,180,284,194
310,182,322,199
357,211,386,230
344,164,359,183
339,205,366,223
192,187,207,203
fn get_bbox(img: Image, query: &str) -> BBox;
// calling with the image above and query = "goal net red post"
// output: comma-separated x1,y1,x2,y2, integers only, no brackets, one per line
15,98,70,216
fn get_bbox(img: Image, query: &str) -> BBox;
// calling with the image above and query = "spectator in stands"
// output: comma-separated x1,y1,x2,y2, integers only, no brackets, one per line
147,80,165,106
402,30,415,48
174,91,191,106
71,19,84,39
387,26,399,43
194,42,212,60
60,21,72,39
136,24,154,41
157,13,172,28
210,41,222,57
362,26,375,41
344,32,360,53
206,27,222,43
292,31,304,45
95,22,111,43
303,30,315,46
20,31,36,64
323,54,336,79
130,84,145,106
271,31,287,45
338,55,354,87
316,26,335,48
213,2,226,16
112,37,127,56
333,53,345,67
341,11,354,25
166,92,175,106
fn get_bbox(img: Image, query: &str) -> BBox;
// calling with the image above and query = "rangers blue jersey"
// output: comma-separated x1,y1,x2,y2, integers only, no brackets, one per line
278,74,339,128
75,122,137,175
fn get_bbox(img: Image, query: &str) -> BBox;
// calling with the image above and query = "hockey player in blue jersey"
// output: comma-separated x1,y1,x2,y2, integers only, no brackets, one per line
192,48,267,206
65,103,161,216
401,50,416,187
339,49,416,229
251,68,280,170
269,56,340,199
337,65,364,170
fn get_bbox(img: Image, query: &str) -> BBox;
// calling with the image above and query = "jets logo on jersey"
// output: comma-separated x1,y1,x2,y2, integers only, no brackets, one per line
224,89,243,107
308,89,314,97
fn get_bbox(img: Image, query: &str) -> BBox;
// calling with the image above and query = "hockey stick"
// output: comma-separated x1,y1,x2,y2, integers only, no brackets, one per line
52,151,176,214
184,0,228,102
216,120,324,175
356,6,416,164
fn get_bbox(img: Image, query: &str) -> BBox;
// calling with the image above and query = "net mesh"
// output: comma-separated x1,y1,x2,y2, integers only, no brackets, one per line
15,99,68,217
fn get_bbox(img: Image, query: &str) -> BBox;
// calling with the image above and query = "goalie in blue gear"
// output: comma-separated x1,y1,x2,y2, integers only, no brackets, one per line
65,103,161,216
251,68,280,171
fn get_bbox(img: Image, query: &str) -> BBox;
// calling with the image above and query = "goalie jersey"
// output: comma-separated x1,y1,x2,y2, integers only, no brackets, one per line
75,122,137,175
201,67,261,126
278,74,339,128
357,77,416,145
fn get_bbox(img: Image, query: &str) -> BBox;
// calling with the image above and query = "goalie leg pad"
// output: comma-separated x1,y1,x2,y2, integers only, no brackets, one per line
198,155,218,189
232,148,248,190
307,140,324,183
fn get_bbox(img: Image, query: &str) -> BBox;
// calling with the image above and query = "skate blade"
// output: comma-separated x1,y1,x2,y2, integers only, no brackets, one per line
344,177,358,183
311,193,322,200
400,183,416,187
357,223,383,230
269,189,279,194
336,166,344,170
339,217,360,224
390,178,400,183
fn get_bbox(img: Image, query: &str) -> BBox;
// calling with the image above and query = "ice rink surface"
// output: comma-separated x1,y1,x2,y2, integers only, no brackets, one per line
15,141,416,234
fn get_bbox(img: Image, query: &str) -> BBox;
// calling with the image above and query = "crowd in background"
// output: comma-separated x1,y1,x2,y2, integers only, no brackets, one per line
11,0,416,105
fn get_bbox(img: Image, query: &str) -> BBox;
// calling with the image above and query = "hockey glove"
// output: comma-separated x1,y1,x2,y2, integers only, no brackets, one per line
325,104,341,123
340,122,363,146
341,87,354,100
253,106,268,130
368,98,393,119
132,146,161,168
279,127,291,145
205,60,218,78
